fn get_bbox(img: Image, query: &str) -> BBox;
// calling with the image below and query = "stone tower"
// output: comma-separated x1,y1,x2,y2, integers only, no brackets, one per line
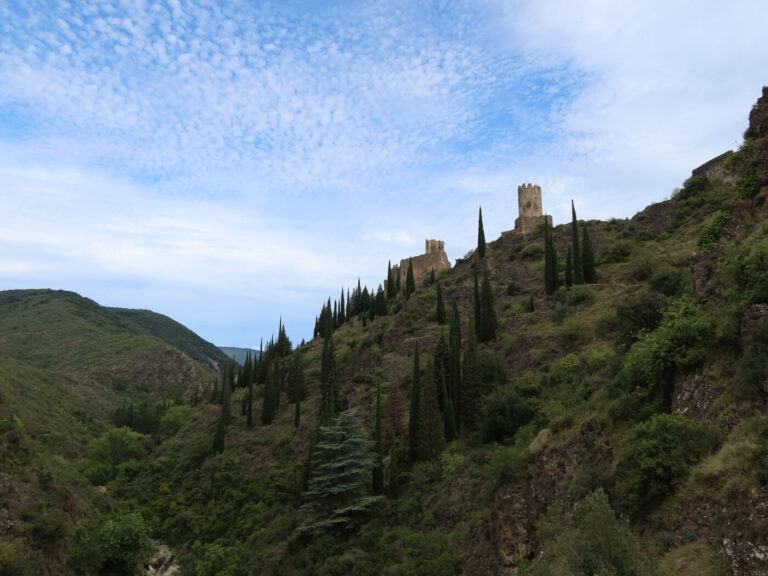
515,183,552,235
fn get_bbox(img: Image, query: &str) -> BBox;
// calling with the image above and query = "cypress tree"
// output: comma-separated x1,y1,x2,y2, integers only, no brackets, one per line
544,218,558,295
247,365,254,429
461,316,481,431
582,226,596,283
320,337,338,422
572,200,584,284
408,343,421,461
388,439,400,499
222,365,232,425
478,206,486,259
436,282,446,325
212,409,225,454
416,359,445,460
287,351,306,403
339,288,345,326
429,268,435,285
261,360,276,425
479,261,497,342
448,302,462,431
375,285,387,317
373,385,384,495
527,293,535,312
473,265,481,334
565,245,573,289
395,267,402,295
387,261,395,299
405,258,416,299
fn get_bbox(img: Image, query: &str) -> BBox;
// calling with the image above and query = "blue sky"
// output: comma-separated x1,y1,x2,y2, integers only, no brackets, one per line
1,0,766,347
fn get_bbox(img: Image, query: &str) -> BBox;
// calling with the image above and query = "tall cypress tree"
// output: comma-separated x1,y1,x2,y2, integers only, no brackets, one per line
395,267,402,295
461,316,481,431
448,302,462,431
473,265,481,334
478,206,486,259
246,354,255,429
544,218,558,295
565,245,573,289
582,226,596,283
572,200,584,284
320,337,338,422
405,258,416,299
339,288,345,326
387,261,395,299
479,261,497,342
416,359,445,460
372,385,384,495
408,343,421,461
436,282,446,325
222,364,232,425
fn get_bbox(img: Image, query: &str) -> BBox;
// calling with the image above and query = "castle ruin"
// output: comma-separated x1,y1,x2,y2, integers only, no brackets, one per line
514,183,552,235
391,239,451,288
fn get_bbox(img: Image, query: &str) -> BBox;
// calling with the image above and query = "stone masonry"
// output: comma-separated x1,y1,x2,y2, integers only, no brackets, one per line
515,183,552,235
391,239,451,288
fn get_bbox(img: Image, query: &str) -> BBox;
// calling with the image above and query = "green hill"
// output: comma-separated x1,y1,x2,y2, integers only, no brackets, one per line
2,88,768,576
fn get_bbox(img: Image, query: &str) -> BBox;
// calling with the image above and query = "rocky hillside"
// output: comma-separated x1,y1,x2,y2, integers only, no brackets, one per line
1,88,767,576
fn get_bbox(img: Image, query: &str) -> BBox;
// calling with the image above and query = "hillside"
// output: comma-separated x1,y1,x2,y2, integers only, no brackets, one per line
1,88,767,576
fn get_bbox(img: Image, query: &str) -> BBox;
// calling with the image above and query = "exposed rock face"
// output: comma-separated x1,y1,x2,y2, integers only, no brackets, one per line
392,239,451,287
748,86,768,139
747,86,768,197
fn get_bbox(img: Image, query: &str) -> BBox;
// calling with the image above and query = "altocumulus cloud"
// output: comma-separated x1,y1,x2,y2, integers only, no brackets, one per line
0,0,766,344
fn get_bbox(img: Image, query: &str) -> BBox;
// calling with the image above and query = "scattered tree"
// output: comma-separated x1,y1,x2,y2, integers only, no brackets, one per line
572,200,584,284
477,206,486,259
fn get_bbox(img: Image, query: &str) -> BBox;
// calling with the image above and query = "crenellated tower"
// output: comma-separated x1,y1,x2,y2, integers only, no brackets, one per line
515,183,552,235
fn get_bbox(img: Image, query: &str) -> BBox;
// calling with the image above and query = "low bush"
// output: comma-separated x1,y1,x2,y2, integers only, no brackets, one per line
613,413,718,520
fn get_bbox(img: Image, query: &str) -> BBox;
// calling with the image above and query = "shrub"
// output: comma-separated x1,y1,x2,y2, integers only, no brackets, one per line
98,513,150,575
480,389,536,443
525,489,645,576
77,427,148,485
737,319,768,401
506,281,525,296
676,174,710,200
159,405,194,436
613,413,718,520
600,240,634,263
650,267,688,296
756,418,768,486
520,242,545,261
698,210,731,251
565,285,594,306
612,289,667,349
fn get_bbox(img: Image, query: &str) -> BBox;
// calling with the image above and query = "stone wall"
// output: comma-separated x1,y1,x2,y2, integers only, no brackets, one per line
391,239,451,288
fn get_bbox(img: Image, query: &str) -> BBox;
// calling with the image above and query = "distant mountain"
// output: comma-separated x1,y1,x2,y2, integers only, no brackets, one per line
218,346,262,365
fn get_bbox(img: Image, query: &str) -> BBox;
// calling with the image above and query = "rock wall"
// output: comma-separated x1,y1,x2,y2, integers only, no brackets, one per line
391,240,451,288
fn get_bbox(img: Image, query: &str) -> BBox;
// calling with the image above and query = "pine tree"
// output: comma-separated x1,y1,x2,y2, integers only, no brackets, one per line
478,206,486,259
408,344,421,461
479,261,497,342
301,410,383,534
461,316,481,431
436,281,446,325
572,200,584,284
372,385,384,495
416,360,445,460
582,226,596,283
565,245,573,289
405,258,416,299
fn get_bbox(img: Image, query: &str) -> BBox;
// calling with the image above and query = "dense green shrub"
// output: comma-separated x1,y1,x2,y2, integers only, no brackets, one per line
524,489,645,576
565,285,594,306
507,281,525,295
98,513,150,575
650,267,687,296
676,174,710,200
479,389,535,443
613,413,718,520
721,237,768,305
77,427,148,485
520,242,545,261
622,296,713,406
698,210,731,251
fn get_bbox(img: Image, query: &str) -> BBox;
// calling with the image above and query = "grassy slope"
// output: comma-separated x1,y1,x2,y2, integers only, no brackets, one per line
0,290,222,574
106,170,768,575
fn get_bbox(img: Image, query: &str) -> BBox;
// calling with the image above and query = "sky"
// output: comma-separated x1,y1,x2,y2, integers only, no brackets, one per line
1,0,766,348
